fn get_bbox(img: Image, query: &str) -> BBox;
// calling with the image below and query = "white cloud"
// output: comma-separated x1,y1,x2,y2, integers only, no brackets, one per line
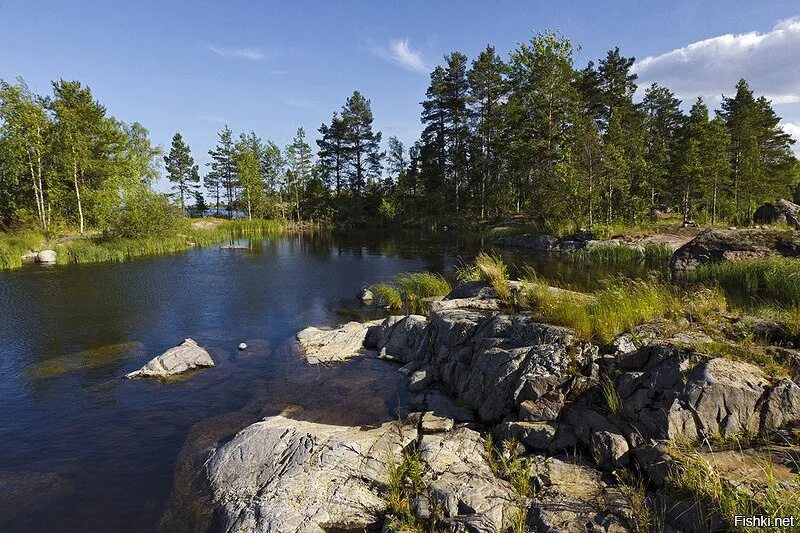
633,17,800,103
374,39,429,73
207,44,265,61
781,122,800,154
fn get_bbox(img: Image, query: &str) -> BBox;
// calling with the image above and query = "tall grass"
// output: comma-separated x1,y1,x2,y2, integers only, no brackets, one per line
666,449,800,532
0,230,47,269
484,436,534,532
572,242,672,268
369,272,451,314
692,257,800,309
522,274,681,343
385,448,442,532
457,252,511,302
0,219,290,269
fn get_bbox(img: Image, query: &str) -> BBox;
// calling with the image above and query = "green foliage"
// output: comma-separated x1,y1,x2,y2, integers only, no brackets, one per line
457,252,511,302
394,272,452,314
106,189,182,239
0,230,46,269
385,448,442,532
369,283,403,310
600,376,621,416
484,436,534,532
692,257,800,309
572,242,672,267
522,275,681,342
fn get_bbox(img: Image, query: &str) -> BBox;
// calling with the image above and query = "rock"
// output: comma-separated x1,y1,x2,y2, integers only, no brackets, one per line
496,420,576,452
753,202,787,225
398,360,422,376
495,233,559,251
670,228,800,273
359,288,374,302
776,198,800,229
206,414,417,532
126,338,214,378
418,427,519,531
381,315,428,362
419,411,455,433
237,342,247,351
35,249,57,264
410,391,475,422
364,316,404,350
633,442,672,487
518,395,564,422
426,310,590,424
297,320,382,364
20,251,38,262
758,379,800,432
527,456,635,532
408,369,433,392
564,407,629,470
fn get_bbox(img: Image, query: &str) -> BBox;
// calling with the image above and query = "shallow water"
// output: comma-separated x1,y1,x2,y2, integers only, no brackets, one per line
0,230,654,532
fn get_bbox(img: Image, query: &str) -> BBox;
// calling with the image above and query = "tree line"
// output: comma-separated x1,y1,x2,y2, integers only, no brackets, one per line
1,30,798,235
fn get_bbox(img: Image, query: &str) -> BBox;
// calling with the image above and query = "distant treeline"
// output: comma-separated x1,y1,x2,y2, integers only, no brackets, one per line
1,30,798,234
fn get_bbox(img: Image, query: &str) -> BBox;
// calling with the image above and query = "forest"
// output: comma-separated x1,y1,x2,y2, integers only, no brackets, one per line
1,31,798,237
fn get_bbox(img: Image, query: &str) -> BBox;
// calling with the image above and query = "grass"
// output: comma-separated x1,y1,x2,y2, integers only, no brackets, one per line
666,448,800,532
572,242,673,268
692,339,790,379
692,257,800,309
484,436,534,532
0,218,289,269
522,273,682,343
385,447,442,532
456,252,512,303
600,376,621,417
613,470,652,532
0,230,47,269
371,272,452,314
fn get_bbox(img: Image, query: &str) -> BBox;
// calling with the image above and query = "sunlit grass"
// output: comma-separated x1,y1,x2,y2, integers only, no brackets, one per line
522,273,681,343
369,272,451,314
369,283,403,310
572,242,673,268
691,257,800,309
0,230,47,269
456,252,511,302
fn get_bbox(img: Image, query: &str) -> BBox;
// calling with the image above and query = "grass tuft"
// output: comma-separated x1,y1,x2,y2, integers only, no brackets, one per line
394,272,452,314
369,283,403,310
458,252,512,303
692,257,800,309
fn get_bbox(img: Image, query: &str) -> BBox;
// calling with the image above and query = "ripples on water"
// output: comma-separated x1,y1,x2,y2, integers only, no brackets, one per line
0,230,654,531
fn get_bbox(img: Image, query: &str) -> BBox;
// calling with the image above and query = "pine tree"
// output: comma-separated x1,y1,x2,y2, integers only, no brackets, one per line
208,125,237,218
285,127,313,220
193,190,208,217
468,45,509,218
317,112,348,193
163,132,198,211
641,83,684,208
386,136,407,183
340,91,383,195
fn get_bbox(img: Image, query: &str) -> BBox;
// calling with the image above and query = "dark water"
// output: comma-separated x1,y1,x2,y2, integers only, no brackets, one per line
0,230,653,532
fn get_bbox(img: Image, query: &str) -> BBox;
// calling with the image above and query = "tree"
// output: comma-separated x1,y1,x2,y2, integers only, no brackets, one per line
0,78,52,230
468,45,509,218
386,136,407,182
340,91,383,194
193,190,208,217
285,127,313,220
235,143,263,220
50,79,122,234
208,125,237,218
641,84,684,207
164,132,198,210
317,112,348,193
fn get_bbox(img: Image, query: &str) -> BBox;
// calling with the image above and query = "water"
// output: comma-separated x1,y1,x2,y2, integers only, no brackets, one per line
0,230,653,532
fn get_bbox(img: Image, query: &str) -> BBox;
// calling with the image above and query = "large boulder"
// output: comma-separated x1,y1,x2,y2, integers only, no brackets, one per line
206,414,416,532
125,338,214,378
35,250,57,264
753,202,787,225
297,320,382,364
776,198,800,228
670,228,800,273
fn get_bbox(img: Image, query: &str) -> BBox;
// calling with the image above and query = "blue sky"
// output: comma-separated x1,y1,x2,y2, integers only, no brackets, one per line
2,1,799,192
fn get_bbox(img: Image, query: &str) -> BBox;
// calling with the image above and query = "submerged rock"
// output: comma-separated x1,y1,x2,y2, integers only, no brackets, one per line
296,320,382,364
359,288,374,302
125,338,213,379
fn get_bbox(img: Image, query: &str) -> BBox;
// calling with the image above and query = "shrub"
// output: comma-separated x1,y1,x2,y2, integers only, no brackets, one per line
106,190,183,239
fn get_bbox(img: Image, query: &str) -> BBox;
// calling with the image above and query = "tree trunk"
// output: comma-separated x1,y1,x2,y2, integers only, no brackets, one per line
72,147,84,234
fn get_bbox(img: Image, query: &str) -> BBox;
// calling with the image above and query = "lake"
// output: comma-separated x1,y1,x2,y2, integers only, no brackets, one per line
0,230,650,532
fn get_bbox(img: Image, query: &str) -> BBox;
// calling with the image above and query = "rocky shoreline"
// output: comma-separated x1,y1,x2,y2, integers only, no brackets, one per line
201,276,800,532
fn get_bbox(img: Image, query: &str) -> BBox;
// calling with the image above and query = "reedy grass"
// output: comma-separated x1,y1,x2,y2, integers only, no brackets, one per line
691,257,800,309
600,376,621,417
522,274,682,343
572,243,672,268
457,252,512,303
369,283,403,310
0,230,47,269
666,448,800,532
484,435,534,532
0,219,289,268
394,272,452,314
385,447,442,532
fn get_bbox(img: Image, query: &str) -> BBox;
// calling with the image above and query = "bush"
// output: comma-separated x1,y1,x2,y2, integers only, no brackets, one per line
106,190,183,239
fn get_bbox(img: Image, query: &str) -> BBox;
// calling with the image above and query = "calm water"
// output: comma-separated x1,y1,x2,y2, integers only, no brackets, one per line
0,230,651,532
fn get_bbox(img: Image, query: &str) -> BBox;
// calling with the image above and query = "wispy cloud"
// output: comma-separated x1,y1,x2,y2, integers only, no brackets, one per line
207,44,265,61
633,17,800,103
285,97,318,109
781,122,800,155
373,38,429,73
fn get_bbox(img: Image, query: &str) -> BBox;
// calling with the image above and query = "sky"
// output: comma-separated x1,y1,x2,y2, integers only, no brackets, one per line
1,1,799,192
